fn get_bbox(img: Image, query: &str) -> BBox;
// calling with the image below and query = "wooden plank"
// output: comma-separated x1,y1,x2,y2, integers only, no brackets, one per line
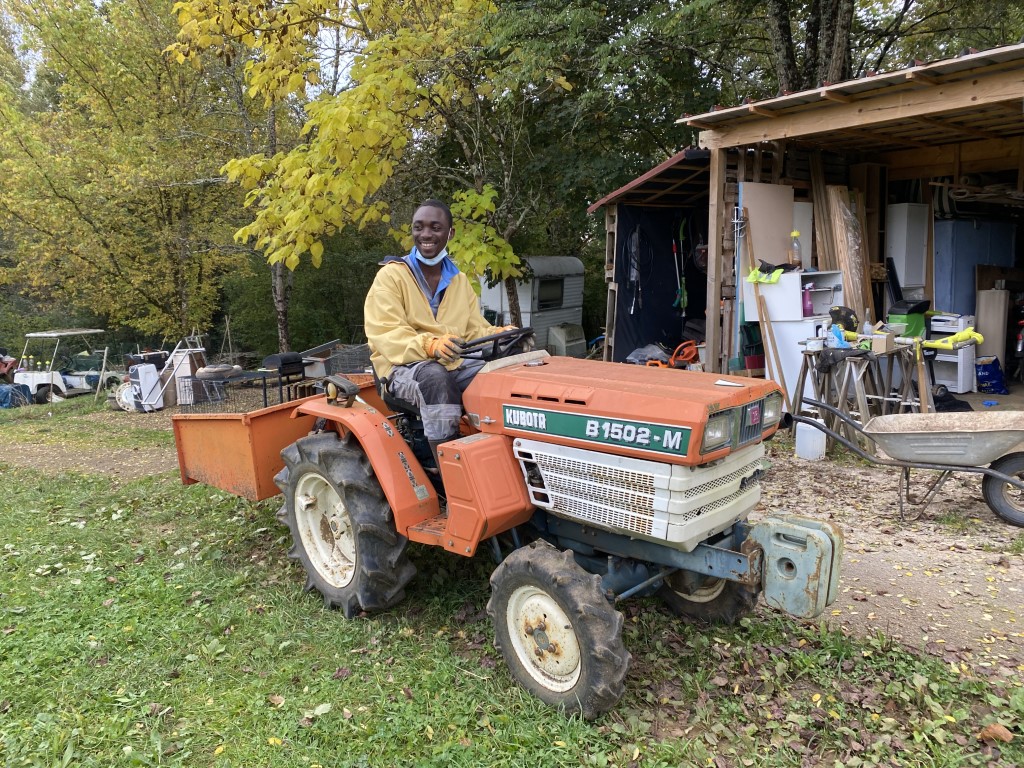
882,137,1022,180
705,149,727,373
810,152,836,271
827,185,870,321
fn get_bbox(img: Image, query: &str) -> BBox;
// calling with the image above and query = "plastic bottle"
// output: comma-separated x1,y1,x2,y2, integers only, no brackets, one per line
802,284,814,317
789,230,802,266
861,307,873,336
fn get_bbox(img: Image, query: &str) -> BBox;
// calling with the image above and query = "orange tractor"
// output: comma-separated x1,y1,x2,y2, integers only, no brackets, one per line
173,329,842,718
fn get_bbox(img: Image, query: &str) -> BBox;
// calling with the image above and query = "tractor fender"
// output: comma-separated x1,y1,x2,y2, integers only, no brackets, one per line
293,399,441,533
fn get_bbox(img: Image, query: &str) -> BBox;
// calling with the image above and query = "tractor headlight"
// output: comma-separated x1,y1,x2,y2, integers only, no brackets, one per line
761,392,783,428
702,411,734,452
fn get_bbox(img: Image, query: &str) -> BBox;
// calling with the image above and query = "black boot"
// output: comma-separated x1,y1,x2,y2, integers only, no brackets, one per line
428,435,459,470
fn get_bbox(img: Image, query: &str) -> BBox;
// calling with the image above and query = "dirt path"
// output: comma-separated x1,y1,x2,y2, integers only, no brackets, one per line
7,408,1024,675
761,445,1024,678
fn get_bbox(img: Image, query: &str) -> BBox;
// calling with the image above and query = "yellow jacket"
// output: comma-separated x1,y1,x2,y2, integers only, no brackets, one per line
364,259,500,380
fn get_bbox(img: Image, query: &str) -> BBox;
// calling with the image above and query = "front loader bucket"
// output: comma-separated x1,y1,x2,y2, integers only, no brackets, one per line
748,515,843,619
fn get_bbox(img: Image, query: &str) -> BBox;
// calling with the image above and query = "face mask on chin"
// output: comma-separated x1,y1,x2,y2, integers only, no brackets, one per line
413,246,448,267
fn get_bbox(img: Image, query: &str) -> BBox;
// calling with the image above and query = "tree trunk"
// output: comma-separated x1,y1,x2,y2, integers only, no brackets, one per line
765,0,799,93
265,100,291,352
502,275,523,328
271,261,292,352
801,0,822,89
823,0,854,85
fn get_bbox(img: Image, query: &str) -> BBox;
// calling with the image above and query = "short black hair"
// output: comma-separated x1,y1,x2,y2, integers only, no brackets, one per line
418,198,453,228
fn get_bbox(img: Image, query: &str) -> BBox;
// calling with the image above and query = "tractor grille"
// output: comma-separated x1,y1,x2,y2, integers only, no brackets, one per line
738,399,765,446
521,449,660,536
513,439,765,546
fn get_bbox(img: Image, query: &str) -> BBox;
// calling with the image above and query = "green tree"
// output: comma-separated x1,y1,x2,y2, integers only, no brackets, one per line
0,0,257,338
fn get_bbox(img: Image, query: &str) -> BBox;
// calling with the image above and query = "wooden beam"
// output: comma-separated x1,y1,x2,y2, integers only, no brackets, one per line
686,118,715,130
907,71,939,86
705,149,727,374
821,89,854,103
697,67,1024,149
748,105,776,117
881,136,1024,180
911,114,1003,141
835,126,931,149
1018,136,1024,194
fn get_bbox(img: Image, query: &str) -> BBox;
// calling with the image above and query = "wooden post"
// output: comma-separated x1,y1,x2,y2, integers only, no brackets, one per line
94,347,110,402
705,149,728,373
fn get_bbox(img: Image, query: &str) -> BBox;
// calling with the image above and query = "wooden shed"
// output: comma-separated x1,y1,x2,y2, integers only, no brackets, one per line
680,42,1024,385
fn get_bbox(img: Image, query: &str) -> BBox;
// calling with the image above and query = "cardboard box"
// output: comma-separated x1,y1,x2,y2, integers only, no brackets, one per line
871,332,895,354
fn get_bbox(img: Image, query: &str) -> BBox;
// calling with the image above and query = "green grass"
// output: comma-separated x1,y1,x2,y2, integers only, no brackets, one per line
2,401,1023,766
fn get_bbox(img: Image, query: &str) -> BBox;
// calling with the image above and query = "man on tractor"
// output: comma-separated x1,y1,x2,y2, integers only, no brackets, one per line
363,198,527,464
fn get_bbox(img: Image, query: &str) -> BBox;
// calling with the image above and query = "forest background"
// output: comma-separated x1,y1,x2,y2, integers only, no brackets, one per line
1,0,1022,360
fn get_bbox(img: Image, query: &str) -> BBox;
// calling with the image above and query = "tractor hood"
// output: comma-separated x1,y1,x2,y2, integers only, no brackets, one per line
463,355,784,465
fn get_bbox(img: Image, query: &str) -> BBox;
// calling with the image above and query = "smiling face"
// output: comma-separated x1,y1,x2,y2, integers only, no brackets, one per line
412,204,453,262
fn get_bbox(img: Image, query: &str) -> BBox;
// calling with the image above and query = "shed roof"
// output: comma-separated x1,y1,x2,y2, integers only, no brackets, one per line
523,255,585,277
587,147,710,213
681,43,1024,153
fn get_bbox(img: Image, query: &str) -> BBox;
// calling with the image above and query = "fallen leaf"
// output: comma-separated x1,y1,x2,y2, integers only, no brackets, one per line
268,694,285,708
332,667,351,679
402,687,413,700
343,707,353,720
977,723,1013,743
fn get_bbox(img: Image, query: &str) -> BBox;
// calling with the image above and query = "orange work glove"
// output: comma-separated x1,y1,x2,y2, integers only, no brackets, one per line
424,334,464,363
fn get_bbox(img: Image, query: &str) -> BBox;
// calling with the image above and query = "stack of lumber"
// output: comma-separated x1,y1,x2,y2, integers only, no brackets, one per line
809,152,871,318
826,185,871,323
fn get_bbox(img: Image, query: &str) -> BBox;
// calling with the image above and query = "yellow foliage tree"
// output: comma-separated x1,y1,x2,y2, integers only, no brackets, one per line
169,0,575,321
0,0,254,337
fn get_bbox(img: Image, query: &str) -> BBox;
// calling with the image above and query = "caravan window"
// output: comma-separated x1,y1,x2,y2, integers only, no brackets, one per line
537,278,564,310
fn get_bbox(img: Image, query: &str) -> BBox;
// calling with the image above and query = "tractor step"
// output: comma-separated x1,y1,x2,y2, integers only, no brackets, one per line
407,513,448,544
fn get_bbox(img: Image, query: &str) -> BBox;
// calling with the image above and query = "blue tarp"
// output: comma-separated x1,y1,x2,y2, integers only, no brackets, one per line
0,384,31,408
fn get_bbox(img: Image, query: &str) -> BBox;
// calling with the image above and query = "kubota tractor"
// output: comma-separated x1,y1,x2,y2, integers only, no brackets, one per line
243,328,841,718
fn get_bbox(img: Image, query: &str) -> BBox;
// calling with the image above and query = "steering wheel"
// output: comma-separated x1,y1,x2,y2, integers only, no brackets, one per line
459,327,536,361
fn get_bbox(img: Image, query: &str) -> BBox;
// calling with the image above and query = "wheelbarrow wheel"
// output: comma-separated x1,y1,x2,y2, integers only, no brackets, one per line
982,452,1024,528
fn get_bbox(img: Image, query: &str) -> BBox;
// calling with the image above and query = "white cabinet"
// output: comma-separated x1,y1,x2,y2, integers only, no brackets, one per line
929,314,975,394
886,203,929,291
742,270,843,410
742,270,844,322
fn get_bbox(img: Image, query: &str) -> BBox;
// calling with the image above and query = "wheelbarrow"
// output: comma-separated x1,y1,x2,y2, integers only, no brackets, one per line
791,399,1024,526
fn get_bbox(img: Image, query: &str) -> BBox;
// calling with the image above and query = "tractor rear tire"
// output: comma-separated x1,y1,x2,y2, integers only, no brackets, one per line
982,452,1024,528
275,431,416,617
487,542,630,719
658,572,757,625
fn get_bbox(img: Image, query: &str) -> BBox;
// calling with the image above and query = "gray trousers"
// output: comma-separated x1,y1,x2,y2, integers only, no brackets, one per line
386,359,486,441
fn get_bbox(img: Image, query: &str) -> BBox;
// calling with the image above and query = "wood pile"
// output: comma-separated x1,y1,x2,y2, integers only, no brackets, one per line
810,150,872,320
826,185,871,323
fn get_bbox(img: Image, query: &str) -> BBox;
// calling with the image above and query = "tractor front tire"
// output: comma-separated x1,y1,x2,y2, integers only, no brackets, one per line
275,431,415,617
487,543,630,719
658,572,757,625
982,452,1024,528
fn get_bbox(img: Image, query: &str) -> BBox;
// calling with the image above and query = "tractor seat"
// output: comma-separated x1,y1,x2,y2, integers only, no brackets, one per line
372,369,420,416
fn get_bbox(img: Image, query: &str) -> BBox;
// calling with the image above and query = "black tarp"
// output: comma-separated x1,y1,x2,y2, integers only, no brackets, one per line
612,205,707,362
